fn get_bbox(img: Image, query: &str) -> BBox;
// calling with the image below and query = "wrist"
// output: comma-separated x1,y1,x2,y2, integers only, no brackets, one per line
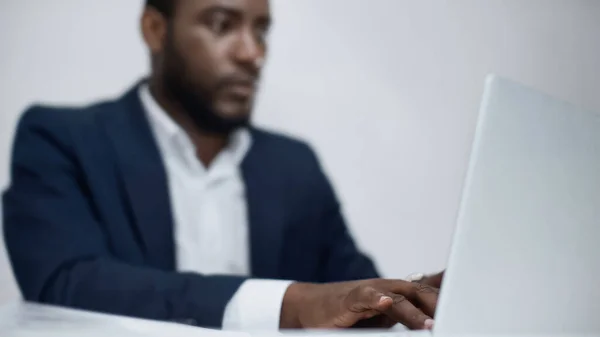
280,282,313,329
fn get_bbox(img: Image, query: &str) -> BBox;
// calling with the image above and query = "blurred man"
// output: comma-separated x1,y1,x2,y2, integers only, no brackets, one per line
3,0,442,331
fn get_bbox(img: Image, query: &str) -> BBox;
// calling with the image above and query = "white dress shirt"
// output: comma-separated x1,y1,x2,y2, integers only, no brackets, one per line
139,85,292,330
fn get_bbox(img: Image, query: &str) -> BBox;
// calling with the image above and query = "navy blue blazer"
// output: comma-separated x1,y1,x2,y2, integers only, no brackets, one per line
3,83,378,328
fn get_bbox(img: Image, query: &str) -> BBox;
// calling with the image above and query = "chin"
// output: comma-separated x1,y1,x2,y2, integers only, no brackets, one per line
215,103,252,122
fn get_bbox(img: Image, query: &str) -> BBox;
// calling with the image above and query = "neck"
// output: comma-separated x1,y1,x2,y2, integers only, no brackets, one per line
148,77,228,167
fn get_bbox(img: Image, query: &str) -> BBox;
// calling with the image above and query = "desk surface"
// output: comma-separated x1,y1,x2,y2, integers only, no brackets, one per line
0,302,433,337
0,302,589,337
0,302,224,337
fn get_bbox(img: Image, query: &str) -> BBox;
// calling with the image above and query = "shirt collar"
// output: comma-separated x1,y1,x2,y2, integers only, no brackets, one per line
138,83,252,169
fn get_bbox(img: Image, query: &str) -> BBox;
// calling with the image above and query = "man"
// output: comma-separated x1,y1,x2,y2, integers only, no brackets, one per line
3,0,442,331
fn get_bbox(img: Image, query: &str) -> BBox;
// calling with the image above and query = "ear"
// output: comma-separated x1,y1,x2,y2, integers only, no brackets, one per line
140,7,167,53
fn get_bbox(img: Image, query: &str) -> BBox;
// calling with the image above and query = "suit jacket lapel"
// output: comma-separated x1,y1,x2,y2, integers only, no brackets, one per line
102,85,285,275
103,83,175,270
242,131,286,278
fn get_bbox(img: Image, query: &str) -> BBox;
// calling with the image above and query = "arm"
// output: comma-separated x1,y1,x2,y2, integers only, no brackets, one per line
224,143,380,330
2,107,244,328
275,146,438,330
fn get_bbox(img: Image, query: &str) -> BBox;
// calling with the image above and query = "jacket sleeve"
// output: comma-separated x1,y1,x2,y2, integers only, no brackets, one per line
2,107,245,328
304,146,380,282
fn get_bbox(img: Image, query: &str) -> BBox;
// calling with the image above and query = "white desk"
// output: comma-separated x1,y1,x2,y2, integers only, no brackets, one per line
0,302,231,337
0,302,432,337
0,302,588,337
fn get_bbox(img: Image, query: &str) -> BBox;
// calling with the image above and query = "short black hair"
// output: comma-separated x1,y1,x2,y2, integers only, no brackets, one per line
145,0,174,17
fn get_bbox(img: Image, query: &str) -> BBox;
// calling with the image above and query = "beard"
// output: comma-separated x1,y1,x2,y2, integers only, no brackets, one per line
160,35,250,135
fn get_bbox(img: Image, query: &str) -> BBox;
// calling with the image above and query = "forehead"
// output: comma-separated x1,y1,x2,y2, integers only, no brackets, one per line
175,0,270,16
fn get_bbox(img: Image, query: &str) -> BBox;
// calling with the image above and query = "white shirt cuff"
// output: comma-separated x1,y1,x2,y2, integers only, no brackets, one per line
222,279,293,331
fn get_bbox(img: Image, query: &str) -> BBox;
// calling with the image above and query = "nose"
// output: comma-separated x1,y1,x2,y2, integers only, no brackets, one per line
233,30,265,71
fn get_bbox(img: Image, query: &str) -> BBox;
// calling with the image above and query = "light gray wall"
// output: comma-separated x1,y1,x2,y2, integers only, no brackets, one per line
1,0,599,303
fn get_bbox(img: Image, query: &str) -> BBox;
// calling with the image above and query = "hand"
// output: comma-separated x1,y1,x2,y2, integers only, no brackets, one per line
280,279,439,330
419,271,444,289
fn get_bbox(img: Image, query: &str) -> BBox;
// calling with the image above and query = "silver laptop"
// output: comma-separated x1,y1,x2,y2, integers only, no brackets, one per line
434,75,600,335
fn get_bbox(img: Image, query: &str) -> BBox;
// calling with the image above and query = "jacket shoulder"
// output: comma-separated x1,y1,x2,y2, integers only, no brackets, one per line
250,128,321,167
9,99,119,169
16,99,115,134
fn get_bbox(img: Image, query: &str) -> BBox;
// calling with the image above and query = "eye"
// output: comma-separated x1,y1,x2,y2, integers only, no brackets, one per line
254,26,269,42
254,22,270,43
209,12,233,35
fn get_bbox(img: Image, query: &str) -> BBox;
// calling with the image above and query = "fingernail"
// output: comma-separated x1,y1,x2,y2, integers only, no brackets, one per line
424,318,435,329
378,296,392,305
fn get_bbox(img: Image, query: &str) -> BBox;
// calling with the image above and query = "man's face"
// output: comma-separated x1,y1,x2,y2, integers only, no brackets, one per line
153,0,271,133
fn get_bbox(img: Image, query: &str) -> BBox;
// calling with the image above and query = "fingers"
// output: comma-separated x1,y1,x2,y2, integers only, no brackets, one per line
412,283,439,317
334,285,393,328
346,285,394,312
422,271,445,289
352,314,398,329
377,279,439,316
383,293,434,330
380,278,427,294
338,281,439,330
374,279,439,329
